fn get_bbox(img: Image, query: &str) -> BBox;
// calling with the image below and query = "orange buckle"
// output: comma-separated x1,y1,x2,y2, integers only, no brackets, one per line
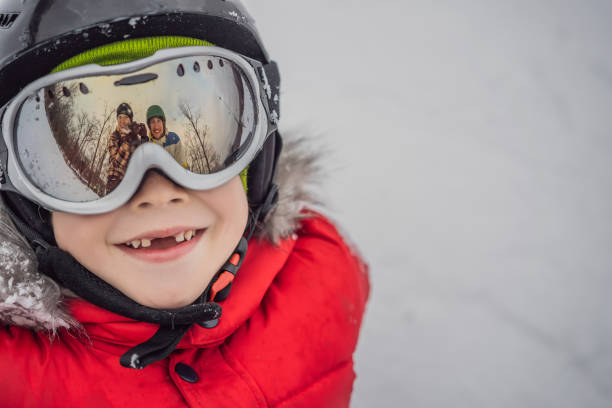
210,271,235,301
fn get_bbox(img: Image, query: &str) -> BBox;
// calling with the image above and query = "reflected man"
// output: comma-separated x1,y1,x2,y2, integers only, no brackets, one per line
107,103,148,193
146,105,188,168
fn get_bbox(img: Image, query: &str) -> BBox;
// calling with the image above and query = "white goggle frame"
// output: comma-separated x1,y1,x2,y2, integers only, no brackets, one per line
1,46,276,214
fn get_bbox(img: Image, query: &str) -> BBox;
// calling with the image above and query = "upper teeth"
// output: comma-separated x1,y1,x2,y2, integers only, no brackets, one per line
125,229,197,248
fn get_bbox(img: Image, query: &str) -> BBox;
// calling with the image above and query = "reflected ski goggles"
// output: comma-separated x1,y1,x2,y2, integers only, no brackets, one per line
0,47,277,214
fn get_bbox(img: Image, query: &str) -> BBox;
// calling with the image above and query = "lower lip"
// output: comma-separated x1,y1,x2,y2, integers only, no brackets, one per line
117,230,205,263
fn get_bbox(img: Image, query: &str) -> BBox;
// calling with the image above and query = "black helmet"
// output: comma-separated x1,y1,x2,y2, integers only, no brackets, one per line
0,0,274,104
117,103,134,121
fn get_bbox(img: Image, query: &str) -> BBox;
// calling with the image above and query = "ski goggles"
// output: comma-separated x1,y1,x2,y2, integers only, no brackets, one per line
0,46,278,214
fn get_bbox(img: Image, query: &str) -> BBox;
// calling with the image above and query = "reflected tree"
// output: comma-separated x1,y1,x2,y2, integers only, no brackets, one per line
179,103,220,174
88,105,114,176
44,83,112,196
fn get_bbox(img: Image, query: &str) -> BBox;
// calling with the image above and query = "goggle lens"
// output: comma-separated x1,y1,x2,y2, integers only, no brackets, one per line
14,55,258,202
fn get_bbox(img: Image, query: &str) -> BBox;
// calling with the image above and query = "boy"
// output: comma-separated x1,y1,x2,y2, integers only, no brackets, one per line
0,1,369,406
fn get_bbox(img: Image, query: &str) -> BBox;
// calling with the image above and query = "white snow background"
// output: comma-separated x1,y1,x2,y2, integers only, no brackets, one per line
244,1,612,407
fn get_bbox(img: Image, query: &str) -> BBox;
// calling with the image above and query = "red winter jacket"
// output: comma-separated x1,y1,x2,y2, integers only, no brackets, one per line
0,215,369,407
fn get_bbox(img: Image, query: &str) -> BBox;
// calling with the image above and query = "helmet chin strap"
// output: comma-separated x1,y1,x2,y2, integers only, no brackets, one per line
1,184,279,369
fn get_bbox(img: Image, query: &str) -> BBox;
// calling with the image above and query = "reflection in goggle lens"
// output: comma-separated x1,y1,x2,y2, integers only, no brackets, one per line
15,56,257,201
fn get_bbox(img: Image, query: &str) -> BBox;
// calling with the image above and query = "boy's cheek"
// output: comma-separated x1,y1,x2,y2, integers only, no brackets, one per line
52,212,78,251
52,211,111,255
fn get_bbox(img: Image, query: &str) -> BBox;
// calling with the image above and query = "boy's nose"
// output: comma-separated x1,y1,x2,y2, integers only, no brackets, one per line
128,170,189,210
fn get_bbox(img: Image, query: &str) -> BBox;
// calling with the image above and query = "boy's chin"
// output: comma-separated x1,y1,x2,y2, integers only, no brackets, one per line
138,297,199,310
126,287,204,310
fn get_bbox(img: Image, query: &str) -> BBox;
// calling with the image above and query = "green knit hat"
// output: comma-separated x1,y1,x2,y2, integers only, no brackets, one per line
146,105,166,124
52,36,248,191
52,36,213,72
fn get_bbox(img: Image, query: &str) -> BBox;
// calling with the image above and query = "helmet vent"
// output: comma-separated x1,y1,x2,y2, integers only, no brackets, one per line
0,13,19,29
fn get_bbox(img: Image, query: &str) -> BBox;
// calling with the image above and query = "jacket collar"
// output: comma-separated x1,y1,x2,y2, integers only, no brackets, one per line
71,237,296,351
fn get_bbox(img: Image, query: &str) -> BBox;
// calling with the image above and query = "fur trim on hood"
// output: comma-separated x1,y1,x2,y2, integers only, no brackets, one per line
0,133,323,331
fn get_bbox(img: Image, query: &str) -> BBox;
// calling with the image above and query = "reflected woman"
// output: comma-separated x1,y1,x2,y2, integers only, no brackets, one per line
146,105,188,168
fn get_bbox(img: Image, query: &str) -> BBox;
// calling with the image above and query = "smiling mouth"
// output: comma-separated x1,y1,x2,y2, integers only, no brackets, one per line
122,228,204,251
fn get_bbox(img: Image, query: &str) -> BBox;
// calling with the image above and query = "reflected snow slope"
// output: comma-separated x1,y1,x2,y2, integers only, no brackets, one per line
16,94,99,201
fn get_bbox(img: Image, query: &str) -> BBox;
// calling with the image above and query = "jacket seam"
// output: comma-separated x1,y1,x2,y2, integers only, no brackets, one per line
272,359,352,407
220,344,269,407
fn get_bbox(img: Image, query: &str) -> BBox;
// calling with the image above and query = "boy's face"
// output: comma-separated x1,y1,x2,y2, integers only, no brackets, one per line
52,172,248,309
118,114,132,130
149,117,165,140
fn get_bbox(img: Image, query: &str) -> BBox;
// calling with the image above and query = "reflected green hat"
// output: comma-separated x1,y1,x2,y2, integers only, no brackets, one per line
146,105,166,124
